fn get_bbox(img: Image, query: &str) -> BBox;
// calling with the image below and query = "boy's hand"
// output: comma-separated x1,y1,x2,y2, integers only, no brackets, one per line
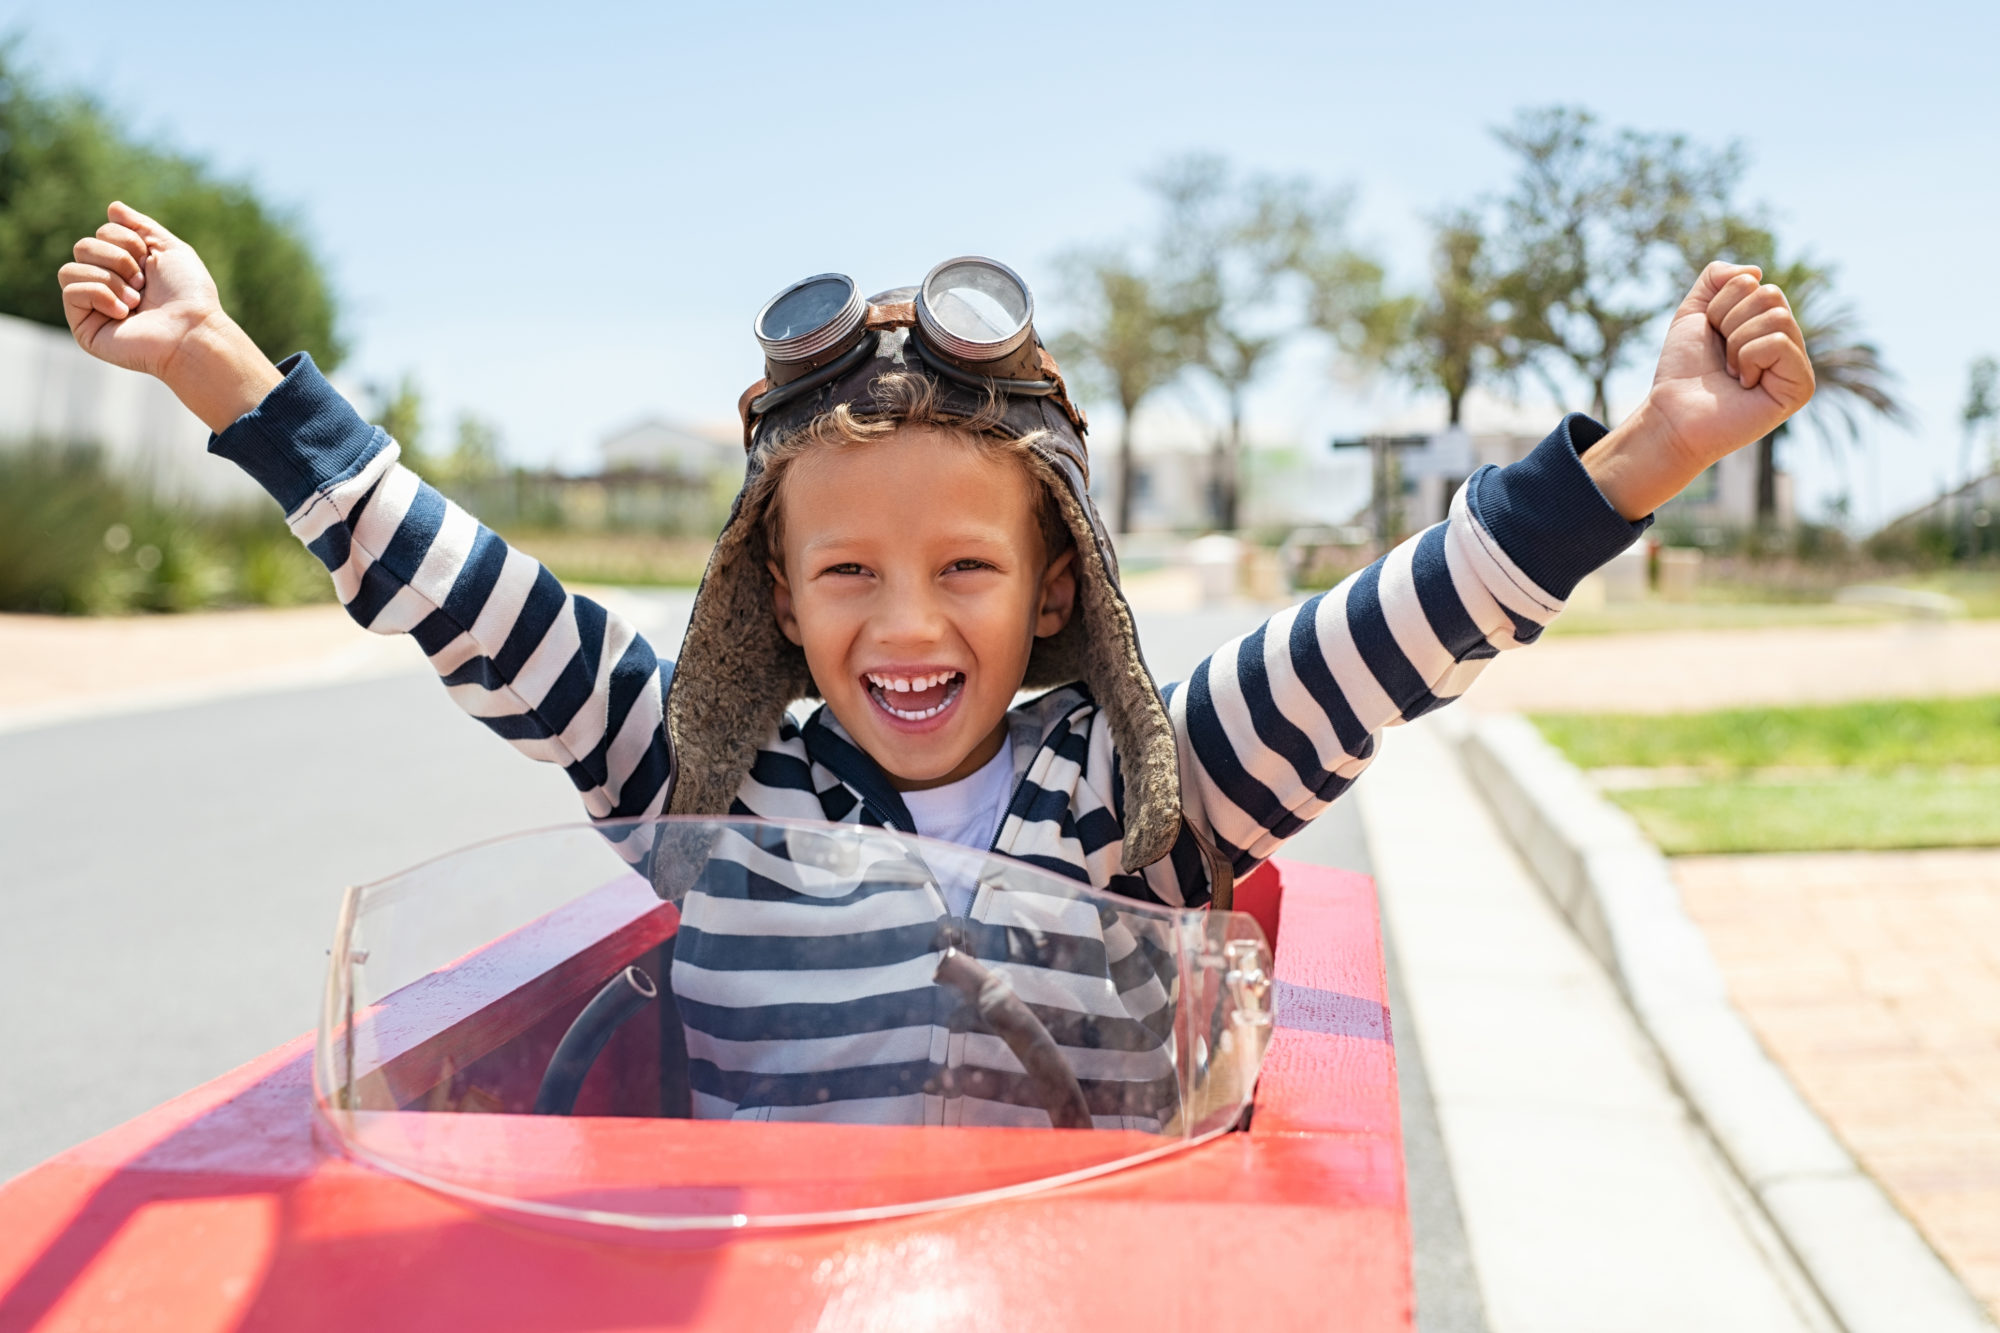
61,202,220,378
1582,262,1816,520
57,202,281,433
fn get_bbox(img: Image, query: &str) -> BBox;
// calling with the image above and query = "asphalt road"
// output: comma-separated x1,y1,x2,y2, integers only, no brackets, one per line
0,670,588,1176
0,589,694,1179
0,592,1486,1333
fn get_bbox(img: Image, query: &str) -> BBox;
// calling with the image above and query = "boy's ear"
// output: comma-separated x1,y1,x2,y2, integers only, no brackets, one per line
767,559,804,647
1034,549,1078,639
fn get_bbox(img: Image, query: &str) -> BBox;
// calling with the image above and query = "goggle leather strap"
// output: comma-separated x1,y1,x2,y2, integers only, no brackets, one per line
743,335,882,438
736,379,769,451
906,336,1057,398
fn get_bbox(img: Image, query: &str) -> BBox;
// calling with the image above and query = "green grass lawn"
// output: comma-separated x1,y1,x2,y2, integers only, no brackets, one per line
1611,772,2000,855
1544,599,1891,636
1884,569,2000,619
1533,696,2000,772
1539,568,2000,637
1532,696,2000,854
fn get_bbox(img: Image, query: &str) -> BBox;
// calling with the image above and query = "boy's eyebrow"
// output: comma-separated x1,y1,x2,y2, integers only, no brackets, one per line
795,524,1023,553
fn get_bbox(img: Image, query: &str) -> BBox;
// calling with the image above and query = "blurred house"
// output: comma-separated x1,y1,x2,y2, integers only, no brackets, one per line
1390,427,1539,529
1657,445,1790,533
1093,435,1368,534
1099,445,1214,532
600,418,741,480
1875,470,2000,555
1338,423,1788,535
0,310,262,508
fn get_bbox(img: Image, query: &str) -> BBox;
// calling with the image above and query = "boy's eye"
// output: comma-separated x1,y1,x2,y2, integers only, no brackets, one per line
948,559,994,574
820,562,867,577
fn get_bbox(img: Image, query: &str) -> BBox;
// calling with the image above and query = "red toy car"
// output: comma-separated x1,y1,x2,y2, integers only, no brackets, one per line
0,819,1407,1331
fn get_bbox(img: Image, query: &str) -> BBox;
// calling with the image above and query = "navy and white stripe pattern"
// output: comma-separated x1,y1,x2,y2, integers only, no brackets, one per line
673,821,1179,1127
1169,477,1578,875
213,354,1644,1126
214,356,675,862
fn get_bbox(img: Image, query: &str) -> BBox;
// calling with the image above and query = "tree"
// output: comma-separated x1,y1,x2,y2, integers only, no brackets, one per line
1493,106,1754,422
0,44,344,369
439,413,505,488
1153,155,1366,530
370,374,427,470
1050,251,1194,534
1964,356,1998,479
1295,211,1400,385
1744,256,1907,524
1352,210,1508,426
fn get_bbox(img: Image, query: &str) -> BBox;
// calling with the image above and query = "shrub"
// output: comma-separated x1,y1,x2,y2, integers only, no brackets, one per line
1866,520,1962,567
0,444,129,612
0,442,331,614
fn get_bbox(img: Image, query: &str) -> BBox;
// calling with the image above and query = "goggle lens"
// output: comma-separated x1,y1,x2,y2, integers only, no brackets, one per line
762,277,850,342
918,258,1034,363
754,273,864,365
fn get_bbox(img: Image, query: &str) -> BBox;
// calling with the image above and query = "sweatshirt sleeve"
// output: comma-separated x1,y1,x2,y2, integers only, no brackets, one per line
208,353,675,835
1164,414,1646,876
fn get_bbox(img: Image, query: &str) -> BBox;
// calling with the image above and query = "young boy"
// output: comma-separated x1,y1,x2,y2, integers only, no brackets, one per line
59,204,1812,1125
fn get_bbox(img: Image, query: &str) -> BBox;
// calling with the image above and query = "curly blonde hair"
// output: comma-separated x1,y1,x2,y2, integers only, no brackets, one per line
752,372,1073,568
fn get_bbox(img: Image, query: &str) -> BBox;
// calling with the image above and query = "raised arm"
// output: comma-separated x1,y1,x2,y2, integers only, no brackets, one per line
59,204,675,833
1168,262,1814,875
213,357,676,827
1164,415,1640,873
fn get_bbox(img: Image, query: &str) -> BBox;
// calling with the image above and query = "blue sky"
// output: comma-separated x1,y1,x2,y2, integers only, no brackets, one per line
7,0,1995,528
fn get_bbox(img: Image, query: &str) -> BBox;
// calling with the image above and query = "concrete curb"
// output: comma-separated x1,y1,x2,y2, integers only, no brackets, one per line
1456,711,1996,1333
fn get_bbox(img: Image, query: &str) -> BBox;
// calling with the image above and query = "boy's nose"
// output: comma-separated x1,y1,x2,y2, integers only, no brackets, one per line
870,580,949,646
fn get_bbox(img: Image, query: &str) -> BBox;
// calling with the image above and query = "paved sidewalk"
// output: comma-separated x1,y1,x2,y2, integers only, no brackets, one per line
0,589,698,734
1676,851,2000,1323
1344,715,1831,1333
1468,619,2000,715
0,605,415,732
0,605,368,700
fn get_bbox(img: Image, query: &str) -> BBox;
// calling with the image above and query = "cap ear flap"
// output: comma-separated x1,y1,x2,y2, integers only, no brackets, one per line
667,491,817,820
1017,451,1182,873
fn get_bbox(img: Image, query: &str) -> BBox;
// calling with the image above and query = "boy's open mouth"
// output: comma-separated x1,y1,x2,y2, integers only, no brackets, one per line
864,670,965,723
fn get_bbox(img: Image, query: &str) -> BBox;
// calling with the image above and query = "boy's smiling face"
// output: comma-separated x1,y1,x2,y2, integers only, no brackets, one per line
767,426,1076,790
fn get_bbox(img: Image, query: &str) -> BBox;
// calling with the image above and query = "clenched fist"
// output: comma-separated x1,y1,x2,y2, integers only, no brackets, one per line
1584,262,1816,519
60,202,223,378
57,202,281,433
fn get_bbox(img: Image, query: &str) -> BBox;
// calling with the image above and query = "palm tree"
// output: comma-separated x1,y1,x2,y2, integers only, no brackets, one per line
1153,156,1372,531
1152,157,1305,533
1344,211,1506,427
1752,258,1909,523
1963,356,1998,483
1051,251,1195,535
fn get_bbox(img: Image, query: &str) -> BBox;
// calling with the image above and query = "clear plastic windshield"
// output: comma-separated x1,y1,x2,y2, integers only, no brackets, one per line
315,817,1274,1232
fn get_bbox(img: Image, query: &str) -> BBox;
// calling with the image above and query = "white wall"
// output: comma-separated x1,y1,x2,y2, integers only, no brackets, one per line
0,312,265,508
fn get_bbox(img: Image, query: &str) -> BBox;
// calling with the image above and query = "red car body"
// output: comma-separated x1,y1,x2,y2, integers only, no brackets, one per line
0,859,1408,1332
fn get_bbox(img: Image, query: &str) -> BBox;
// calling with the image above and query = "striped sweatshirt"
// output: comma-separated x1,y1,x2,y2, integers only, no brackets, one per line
212,354,1645,1125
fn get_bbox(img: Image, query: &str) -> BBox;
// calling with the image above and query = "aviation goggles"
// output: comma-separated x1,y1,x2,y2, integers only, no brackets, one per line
744,256,1060,430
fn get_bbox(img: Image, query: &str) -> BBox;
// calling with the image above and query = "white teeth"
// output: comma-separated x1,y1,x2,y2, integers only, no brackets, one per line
866,670,959,694
868,674,963,721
